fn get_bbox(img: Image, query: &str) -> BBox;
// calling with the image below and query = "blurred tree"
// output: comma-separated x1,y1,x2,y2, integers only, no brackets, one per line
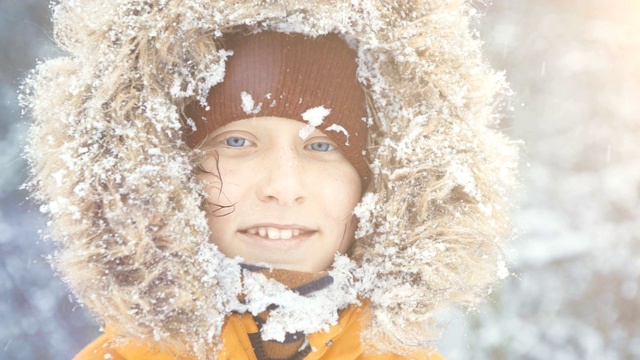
440,1,640,359
4,0,640,359
0,2,99,359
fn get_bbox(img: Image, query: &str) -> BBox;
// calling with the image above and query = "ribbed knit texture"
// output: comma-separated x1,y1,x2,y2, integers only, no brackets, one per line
186,31,370,183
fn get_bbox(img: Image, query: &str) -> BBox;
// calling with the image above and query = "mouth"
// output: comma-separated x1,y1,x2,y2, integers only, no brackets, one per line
240,225,314,240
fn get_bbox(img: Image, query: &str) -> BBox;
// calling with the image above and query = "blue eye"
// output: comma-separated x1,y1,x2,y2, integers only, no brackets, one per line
306,142,335,152
224,137,251,147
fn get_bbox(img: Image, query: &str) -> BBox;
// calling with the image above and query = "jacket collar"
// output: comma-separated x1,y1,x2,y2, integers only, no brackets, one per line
113,303,367,360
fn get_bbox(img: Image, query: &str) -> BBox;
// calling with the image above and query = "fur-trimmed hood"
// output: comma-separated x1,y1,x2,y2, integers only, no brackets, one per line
22,0,518,358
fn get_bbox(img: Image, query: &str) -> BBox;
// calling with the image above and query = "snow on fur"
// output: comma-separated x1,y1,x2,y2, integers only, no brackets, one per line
21,0,518,358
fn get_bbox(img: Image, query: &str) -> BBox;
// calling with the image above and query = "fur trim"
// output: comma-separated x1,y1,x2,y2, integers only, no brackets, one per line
21,0,518,357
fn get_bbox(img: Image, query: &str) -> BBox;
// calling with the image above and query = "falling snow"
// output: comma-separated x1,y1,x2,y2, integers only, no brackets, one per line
0,1,592,359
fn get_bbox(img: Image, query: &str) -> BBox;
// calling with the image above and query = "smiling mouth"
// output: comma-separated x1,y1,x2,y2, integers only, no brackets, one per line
243,227,311,240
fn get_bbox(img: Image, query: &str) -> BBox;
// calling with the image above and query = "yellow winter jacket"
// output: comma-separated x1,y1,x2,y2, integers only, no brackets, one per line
74,304,443,360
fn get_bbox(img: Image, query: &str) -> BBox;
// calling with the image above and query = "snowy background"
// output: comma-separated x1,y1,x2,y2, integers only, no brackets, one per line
2,1,639,359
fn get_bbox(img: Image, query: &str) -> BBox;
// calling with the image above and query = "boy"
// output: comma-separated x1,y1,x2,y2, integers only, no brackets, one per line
22,1,517,359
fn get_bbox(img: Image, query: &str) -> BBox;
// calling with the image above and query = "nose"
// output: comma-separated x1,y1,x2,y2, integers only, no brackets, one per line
256,146,307,206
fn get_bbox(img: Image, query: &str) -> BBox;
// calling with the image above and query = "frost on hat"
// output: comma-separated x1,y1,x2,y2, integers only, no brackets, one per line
186,31,370,182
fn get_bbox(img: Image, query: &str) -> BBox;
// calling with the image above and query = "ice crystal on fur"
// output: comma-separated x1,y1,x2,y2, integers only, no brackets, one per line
21,0,518,357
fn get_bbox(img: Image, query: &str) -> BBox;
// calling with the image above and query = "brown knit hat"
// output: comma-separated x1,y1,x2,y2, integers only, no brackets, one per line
185,31,370,182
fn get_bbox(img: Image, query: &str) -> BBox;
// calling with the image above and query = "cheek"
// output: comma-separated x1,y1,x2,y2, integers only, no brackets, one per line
197,172,221,194
325,170,361,253
196,157,221,196
198,159,244,206
201,166,238,245
214,162,246,203
317,167,362,220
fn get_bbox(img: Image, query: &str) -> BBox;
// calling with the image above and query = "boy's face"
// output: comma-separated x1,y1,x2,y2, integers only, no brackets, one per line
197,117,362,272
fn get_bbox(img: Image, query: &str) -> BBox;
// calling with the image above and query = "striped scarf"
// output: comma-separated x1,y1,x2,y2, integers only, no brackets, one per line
239,264,336,360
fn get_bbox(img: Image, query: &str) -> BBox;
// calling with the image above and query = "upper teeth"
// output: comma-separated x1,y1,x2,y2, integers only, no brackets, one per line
247,227,302,240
